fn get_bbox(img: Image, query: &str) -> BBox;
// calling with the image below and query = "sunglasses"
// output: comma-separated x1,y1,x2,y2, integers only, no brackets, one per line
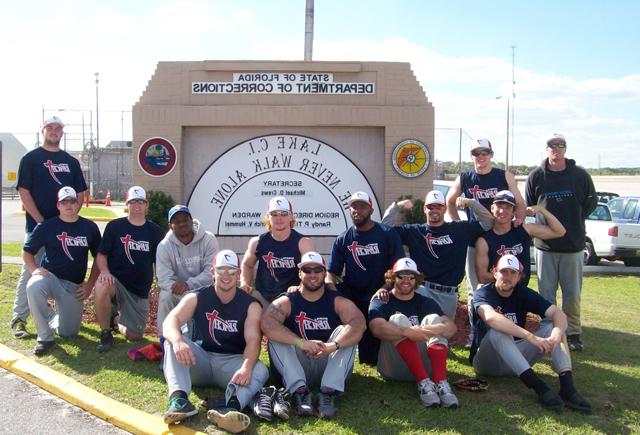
301,266,325,274
128,199,147,205
471,150,492,157
547,143,566,149
269,211,289,217
395,273,416,280
215,267,238,275
59,198,77,205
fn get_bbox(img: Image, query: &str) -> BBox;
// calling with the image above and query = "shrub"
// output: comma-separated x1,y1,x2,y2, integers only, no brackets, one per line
397,195,426,224
146,190,175,230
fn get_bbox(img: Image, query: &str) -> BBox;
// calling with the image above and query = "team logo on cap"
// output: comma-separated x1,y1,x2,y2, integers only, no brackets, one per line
391,139,430,178
138,137,177,177
206,309,238,346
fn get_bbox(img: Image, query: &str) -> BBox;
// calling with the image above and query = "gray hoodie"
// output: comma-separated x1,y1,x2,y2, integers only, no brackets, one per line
156,218,219,292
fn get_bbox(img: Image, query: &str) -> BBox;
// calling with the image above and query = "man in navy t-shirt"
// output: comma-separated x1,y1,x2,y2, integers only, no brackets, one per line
93,186,164,352
327,191,404,366
11,116,87,339
24,187,100,356
471,254,591,413
369,257,458,408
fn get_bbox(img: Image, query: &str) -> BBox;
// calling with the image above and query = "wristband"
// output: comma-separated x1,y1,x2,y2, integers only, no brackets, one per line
295,337,304,347
334,341,341,350
526,333,535,342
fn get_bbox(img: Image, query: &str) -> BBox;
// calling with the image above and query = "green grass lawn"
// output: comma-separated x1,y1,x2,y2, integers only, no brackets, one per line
0,264,638,434
1,243,22,257
78,207,117,219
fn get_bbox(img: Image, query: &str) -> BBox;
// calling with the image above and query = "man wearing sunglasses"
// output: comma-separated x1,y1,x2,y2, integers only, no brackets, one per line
12,116,87,339
369,258,458,408
525,134,596,352
23,187,101,356
241,196,314,308
261,252,365,419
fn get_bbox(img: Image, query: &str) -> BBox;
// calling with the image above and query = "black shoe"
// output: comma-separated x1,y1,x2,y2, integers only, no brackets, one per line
561,391,592,413
34,340,55,356
96,329,114,352
293,388,313,416
539,389,564,411
273,388,292,421
251,386,274,421
567,335,583,351
164,396,198,424
11,319,29,339
316,392,337,419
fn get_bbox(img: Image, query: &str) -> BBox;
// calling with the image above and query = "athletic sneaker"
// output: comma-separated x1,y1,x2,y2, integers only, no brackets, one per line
567,335,584,352
316,392,337,419
251,386,274,421
96,329,114,352
11,319,29,339
539,389,564,411
436,380,459,408
561,390,592,413
293,388,313,416
273,388,292,421
207,408,251,433
33,340,55,356
163,396,198,424
418,379,440,407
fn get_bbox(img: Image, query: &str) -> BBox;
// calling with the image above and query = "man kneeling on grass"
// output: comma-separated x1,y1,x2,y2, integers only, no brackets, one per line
162,250,268,433
368,258,459,408
470,254,591,413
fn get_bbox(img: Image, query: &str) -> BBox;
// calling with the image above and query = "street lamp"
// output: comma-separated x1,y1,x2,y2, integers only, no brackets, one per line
95,72,100,149
435,127,474,174
495,96,510,171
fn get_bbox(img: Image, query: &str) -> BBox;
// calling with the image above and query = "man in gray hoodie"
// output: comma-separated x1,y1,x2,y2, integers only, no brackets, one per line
156,205,219,340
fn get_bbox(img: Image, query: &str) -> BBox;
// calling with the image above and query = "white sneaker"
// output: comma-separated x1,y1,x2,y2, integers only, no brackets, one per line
418,379,440,407
436,380,459,408
207,409,251,433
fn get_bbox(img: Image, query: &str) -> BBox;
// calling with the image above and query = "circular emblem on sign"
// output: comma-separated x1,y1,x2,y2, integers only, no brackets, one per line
138,137,177,177
391,139,430,178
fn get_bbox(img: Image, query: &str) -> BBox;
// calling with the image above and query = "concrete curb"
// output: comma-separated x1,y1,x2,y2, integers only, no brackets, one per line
0,344,206,435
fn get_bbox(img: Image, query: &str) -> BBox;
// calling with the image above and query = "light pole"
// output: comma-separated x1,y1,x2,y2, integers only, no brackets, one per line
435,127,474,175
496,96,510,171
95,72,100,149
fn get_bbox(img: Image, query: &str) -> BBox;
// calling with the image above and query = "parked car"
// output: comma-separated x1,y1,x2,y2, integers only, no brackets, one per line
596,191,619,204
583,202,640,266
607,196,640,224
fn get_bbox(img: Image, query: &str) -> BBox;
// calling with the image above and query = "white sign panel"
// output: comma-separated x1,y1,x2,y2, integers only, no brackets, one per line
188,134,381,236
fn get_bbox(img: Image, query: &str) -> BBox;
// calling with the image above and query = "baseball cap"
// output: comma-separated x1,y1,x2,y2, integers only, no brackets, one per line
470,138,492,152
126,186,147,204
547,133,566,146
425,190,446,206
497,254,520,272
168,204,191,222
392,257,419,274
42,116,65,129
493,190,516,206
57,186,77,202
214,249,240,269
347,191,373,207
268,196,292,213
297,251,326,269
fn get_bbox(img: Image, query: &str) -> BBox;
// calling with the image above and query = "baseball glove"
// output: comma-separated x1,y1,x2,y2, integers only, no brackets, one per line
453,378,489,392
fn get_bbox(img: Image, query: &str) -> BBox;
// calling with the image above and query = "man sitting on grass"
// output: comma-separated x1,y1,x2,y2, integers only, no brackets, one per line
470,254,591,413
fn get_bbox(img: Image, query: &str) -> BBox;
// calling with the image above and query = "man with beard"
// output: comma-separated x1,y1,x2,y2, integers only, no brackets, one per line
261,252,365,419
369,258,458,408
11,116,87,339
470,254,591,413
241,196,314,308
327,191,403,365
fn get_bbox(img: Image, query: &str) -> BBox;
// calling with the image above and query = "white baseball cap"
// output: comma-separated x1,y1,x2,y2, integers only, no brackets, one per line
493,190,516,206
547,133,566,146
392,257,419,274
42,116,65,129
214,249,240,269
470,138,493,152
57,186,77,202
297,251,326,269
497,254,521,272
268,196,292,213
347,191,373,207
425,190,446,206
126,186,147,203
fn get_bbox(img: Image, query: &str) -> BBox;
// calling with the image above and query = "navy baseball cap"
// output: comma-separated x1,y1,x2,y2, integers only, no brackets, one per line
493,190,516,206
168,204,191,222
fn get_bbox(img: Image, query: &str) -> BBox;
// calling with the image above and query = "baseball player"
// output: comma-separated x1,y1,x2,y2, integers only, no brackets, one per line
162,249,268,433
327,191,404,365
261,252,366,419
470,254,591,413
369,258,459,408
93,186,164,352
24,187,100,356
241,196,314,308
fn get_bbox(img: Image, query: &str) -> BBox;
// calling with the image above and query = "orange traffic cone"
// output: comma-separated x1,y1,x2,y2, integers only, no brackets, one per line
105,191,111,207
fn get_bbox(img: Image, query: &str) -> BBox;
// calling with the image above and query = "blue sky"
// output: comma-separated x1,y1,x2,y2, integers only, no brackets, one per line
2,0,639,168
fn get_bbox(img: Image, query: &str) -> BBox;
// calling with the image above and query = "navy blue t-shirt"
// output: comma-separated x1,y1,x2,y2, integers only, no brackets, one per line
480,225,532,285
328,222,404,302
24,216,101,284
393,221,484,287
17,147,87,232
284,290,341,342
470,282,551,362
368,292,444,325
193,287,258,354
254,230,304,302
460,168,508,221
98,217,164,298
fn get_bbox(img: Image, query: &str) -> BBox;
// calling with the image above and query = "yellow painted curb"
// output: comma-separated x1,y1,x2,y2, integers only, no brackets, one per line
0,344,206,435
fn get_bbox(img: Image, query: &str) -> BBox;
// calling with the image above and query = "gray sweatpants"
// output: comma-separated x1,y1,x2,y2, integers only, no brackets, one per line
416,283,457,320
377,313,448,382
535,249,583,335
13,233,44,323
472,322,572,377
269,325,356,394
163,337,268,410
26,272,83,342
156,290,193,339
465,246,479,328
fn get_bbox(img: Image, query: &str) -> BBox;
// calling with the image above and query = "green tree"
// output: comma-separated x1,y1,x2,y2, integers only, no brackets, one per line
146,190,175,230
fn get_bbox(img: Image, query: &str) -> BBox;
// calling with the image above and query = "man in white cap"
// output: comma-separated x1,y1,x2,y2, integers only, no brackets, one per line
261,252,365,419
11,116,87,338
156,204,219,342
241,196,314,308
23,186,101,356
369,258,458,408
382,190,493,320
470,254,591,413
93,186,164,352
525,134,597,352
327,191,403,366
162,249,268,433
